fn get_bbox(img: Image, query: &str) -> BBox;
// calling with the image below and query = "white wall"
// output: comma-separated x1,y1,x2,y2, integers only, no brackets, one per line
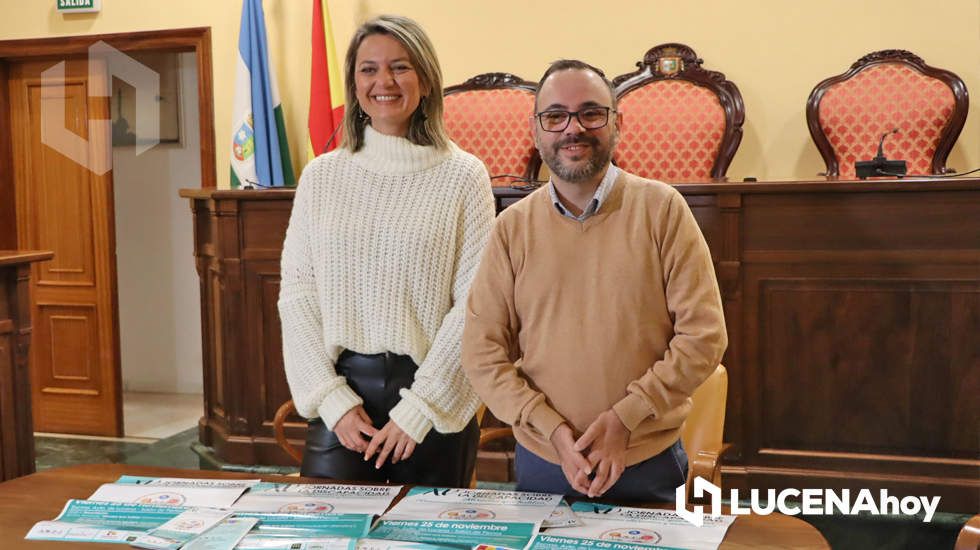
114,51,203,394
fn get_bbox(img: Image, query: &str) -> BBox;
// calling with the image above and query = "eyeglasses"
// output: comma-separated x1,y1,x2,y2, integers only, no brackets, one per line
535,106,615,132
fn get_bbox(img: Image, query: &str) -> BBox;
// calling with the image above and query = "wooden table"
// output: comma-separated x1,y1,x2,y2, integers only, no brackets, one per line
0,463,829,549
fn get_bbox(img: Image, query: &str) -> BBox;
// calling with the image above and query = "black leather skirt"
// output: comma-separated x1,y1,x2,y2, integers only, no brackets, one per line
301,350,478,487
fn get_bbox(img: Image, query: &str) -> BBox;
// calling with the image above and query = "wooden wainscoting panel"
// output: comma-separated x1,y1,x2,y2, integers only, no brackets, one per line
257,269,288,423
241,198,295,464
31,302,108,433
30,83,96,285
758,278,979,459
742,191,980,253
207,265,226,418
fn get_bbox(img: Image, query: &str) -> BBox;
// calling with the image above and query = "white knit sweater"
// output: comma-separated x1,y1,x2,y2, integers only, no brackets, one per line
278,126,495,443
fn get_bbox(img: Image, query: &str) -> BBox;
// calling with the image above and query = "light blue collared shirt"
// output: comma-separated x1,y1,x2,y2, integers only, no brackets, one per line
548,165,620,222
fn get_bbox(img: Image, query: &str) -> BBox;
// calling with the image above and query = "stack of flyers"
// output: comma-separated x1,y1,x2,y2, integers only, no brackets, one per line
233,483,401,515
182,517,259,550
130,507,233,549
25,499,185,541
370,487,562,550
25,521,146,545
528,502,736,550
24,498,374,545
233,510,374,538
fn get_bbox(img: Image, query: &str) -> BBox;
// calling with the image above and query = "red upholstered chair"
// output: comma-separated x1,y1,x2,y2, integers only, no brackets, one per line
443,73,541,186
806,49,968,178
612,44,744,182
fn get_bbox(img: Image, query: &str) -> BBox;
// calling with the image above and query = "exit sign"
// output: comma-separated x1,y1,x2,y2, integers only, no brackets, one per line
57,0,101,13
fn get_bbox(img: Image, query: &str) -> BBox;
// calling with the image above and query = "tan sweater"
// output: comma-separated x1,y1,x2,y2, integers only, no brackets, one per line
462,171,727,466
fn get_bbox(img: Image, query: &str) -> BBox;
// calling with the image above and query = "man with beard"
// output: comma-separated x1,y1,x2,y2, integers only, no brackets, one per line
461,60,727,500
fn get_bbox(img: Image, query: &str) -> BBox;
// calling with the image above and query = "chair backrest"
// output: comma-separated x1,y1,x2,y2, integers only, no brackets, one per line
612,44,744,182
681,364,728,486
806,49,968,178
955,514,980,550
443,72,541,186
274,400,303,464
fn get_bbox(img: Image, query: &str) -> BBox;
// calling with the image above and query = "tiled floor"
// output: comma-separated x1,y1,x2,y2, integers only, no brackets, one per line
35,428,201,471
123,391,203,439
34,391,204,472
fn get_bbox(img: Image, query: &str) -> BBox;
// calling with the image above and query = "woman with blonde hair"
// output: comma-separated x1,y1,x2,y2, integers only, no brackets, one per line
278,14,494,486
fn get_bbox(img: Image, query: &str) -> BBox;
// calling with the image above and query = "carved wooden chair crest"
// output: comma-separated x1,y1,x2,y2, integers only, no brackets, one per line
806,49,968,178
443,72,542,186
612,43,745,182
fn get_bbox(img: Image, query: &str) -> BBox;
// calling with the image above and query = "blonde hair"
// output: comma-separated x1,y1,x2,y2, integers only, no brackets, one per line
341,15,448,151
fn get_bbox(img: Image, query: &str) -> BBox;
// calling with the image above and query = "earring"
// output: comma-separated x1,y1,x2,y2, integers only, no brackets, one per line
355,102,369,121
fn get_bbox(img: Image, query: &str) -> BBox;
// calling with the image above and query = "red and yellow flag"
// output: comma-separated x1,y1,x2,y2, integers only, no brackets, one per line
308,0,345,159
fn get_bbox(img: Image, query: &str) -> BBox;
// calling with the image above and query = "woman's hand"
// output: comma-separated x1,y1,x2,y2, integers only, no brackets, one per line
333,406,377,452
364,420,417,468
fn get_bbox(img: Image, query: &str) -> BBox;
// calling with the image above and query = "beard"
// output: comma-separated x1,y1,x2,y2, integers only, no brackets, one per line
537,132,616,184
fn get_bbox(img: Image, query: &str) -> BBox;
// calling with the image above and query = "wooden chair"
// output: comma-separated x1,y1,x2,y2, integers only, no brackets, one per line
478,365,731,503
443,72,542,186
611,44,744,182
806,49,968,178
956,514,980,550
273,399,303,464
681,364,731,503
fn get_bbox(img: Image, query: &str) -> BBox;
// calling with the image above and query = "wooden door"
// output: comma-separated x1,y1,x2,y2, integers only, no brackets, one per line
8,57,123,436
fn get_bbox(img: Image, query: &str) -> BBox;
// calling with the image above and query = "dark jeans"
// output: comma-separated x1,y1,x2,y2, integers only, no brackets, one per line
301,350,478,487
515,438,688,502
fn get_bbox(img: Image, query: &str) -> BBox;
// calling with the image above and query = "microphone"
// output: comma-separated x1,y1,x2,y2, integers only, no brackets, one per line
321,124,343,155
855,128,907,179
874,128,898,161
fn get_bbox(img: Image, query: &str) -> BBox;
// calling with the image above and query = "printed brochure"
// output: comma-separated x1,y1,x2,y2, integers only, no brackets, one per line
233,482,401,515
528,502,735,550
371,487,562,549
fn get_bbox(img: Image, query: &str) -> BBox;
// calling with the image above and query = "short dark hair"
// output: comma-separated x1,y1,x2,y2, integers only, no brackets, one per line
534,59,618,112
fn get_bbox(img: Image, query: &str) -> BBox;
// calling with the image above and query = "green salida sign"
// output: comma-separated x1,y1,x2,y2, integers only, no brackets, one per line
57,0,102,13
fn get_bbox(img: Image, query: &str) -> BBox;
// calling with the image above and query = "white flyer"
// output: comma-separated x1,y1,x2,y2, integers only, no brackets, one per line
233,483,401,515
371,486,562,549
130,507,233,549
25,520,145,544
528,502,736,550
182,517,259,550
89,482,250,509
